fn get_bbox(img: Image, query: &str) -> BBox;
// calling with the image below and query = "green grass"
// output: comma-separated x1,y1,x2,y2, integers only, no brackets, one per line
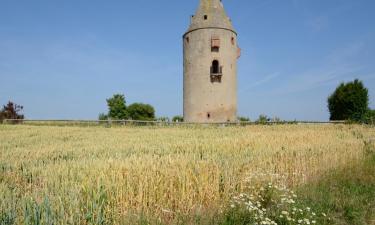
213,142,375,225
297,147,375,225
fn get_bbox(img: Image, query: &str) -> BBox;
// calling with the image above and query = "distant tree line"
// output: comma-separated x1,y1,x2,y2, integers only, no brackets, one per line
1,80,373,125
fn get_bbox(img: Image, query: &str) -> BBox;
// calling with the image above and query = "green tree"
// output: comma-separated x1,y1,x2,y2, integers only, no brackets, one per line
127,103,155,121
328,79,369,121
106,94,128,120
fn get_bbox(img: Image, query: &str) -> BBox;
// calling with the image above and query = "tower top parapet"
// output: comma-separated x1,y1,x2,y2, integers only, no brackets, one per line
185,0,236,35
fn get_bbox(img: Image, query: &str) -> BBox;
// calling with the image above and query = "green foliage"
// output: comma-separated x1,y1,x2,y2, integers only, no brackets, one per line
362,109,375,125
106,94,128,120
0,101,24,123
127,103,155,121
328,79,369,122
237,116,250,122
220,182,329,225
256,114,270,124
98,113,108,121
172,116,184,122
157,117,170,122
103,94,156,121
23,197,55,225
298,151,375,225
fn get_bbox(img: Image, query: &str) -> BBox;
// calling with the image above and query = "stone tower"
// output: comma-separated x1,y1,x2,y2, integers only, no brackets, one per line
183,0,240,123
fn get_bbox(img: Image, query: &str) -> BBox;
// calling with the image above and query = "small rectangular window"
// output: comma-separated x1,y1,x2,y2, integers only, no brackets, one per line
211,37,220,52
211,37,220,48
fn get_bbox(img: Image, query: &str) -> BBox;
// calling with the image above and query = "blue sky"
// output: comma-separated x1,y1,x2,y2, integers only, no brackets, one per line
0,0,374,121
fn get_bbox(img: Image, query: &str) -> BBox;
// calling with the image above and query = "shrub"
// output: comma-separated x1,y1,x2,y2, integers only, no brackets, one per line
256,114,270,124
362,109,375,125
157,117,170,122
238,116,250,122
172,116,184,122
98,113,108,121
127,103,155,121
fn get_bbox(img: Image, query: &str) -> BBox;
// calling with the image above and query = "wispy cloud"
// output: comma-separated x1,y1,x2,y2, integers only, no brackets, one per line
292,0,355,33
239,72,280,93
245,40,369,97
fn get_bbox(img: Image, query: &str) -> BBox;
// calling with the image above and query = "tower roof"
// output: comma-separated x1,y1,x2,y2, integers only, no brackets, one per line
186,0,236,35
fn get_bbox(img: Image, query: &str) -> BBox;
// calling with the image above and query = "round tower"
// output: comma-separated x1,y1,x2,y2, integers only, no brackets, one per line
183,0,240,123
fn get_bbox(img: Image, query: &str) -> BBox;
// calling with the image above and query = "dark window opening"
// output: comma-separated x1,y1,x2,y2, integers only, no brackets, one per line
211,46,219,52
231,37,235,45
212,60,219,74
204,15,208,20
207,113,211,119
210,60,223,83
186,37,189,43
211,37,220,52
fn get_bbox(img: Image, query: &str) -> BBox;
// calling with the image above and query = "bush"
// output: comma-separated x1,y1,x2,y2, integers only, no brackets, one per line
127,103,155,121
362,109,375,125
98,113,108,121
238,116,250,122
328,79,369,122
172,116,184,122
157,117,170,122
256,114,270,124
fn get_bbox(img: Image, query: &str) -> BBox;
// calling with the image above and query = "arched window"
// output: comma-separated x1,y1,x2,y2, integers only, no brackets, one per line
212,60,219,74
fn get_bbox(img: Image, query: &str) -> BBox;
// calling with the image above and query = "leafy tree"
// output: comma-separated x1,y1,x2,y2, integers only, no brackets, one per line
0,101,24,123
328,79,369,121
127,103,155,121
106,94,128,120
172,116,184,122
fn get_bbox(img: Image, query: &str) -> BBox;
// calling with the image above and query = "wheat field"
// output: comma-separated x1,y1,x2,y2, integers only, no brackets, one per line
0,124,373,224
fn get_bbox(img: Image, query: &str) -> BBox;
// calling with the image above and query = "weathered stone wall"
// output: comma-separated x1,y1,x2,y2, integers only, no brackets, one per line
183,28,238,123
